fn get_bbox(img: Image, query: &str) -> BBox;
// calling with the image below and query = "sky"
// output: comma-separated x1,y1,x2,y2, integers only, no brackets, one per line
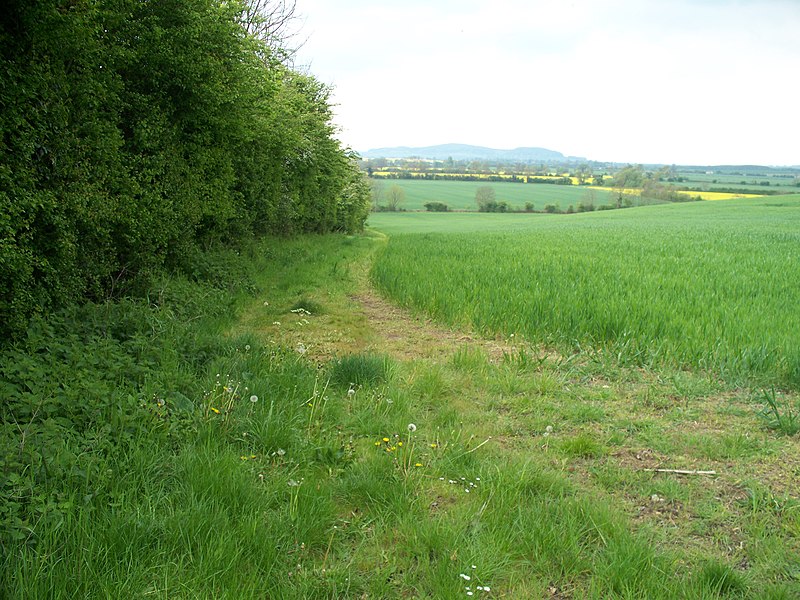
292,0,799,165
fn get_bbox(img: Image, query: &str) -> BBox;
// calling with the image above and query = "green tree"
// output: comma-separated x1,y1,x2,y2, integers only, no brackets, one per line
385,184,406,211
475,186,497,211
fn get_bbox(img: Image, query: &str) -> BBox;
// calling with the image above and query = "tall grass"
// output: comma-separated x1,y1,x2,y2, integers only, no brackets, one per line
371,196,800,388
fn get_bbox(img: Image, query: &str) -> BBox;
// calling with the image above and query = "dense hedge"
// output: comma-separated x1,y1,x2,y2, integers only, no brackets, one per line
0,0,370,338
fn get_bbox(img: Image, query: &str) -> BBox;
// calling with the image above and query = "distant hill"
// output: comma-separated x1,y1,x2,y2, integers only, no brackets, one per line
361,143,585,163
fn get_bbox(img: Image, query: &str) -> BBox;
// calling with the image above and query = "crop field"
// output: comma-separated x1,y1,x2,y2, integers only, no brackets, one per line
374,179,615,211
371,195,800,388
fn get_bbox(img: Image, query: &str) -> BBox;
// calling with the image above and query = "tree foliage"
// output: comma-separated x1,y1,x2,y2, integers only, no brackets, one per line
0,0,370,339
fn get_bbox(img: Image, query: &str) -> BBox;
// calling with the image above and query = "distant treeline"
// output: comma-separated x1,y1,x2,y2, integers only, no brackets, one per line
370,172,574,185
0,0,370,338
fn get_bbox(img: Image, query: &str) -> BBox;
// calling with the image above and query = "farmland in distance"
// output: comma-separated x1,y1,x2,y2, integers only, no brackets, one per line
373,178,615,211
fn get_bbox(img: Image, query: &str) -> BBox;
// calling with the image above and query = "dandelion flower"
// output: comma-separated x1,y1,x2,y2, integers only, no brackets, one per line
415,463,423,467
382,437,390,442
397,441,403,447
407,423,417,432
210,407,220,414
374,441,381,446
250,395,258,403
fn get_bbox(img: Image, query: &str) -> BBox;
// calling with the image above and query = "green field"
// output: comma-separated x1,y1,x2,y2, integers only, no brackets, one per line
371,196,800,387
374,178,615,211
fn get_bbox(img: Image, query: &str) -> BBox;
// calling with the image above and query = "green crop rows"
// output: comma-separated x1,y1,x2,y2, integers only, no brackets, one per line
371,196,800,387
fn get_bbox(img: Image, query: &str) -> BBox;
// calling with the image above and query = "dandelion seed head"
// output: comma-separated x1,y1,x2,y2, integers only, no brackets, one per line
407,423,417,432
250,394,258,403
245,344,251,351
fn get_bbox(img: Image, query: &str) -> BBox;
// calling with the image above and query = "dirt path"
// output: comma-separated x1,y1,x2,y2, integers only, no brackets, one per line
351,288,515,363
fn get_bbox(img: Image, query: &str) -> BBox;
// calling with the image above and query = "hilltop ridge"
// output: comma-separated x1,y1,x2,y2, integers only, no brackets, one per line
361,143,586,162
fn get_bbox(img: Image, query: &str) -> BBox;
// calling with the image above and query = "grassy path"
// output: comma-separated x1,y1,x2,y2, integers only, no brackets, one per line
7,231,798,598
226,231,800,598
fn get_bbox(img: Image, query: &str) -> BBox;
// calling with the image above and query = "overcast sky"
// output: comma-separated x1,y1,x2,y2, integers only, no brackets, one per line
293,0,799,165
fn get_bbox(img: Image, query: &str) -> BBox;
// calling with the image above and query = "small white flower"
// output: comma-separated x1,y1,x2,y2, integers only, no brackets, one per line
296,343,307,355
459,573,471,581
471,565,477,569
347,387,356,398
250,395,258,403
276,448,286,457
245,344,251,351
407,423,417,432
262,300,269,306
483,586,490,592
545,425,554,433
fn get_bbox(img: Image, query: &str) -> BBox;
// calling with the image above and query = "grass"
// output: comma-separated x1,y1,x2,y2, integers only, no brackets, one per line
3,210,800,597
371,195,800,388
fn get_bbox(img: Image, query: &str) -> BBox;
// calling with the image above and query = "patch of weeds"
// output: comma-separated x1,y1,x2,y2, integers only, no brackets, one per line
329,353,394,388
693,559,748,597
756,387,800,436
501,347,546,372
450,346,489,375
558,433,606,458
562,401,606,424
691,432,766,461
407,363,452,401
290,297,325,315
738,484,800,517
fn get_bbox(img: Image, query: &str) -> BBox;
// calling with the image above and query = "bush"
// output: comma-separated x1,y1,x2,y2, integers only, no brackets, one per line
423,201,449,212
0,0,370,341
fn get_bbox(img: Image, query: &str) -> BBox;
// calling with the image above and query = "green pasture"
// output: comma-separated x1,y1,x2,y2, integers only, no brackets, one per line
371,195,800,387
374,178,614,211
684,171,798,192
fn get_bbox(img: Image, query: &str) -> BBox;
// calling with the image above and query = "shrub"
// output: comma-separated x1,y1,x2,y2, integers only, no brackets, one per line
423,201,449,212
